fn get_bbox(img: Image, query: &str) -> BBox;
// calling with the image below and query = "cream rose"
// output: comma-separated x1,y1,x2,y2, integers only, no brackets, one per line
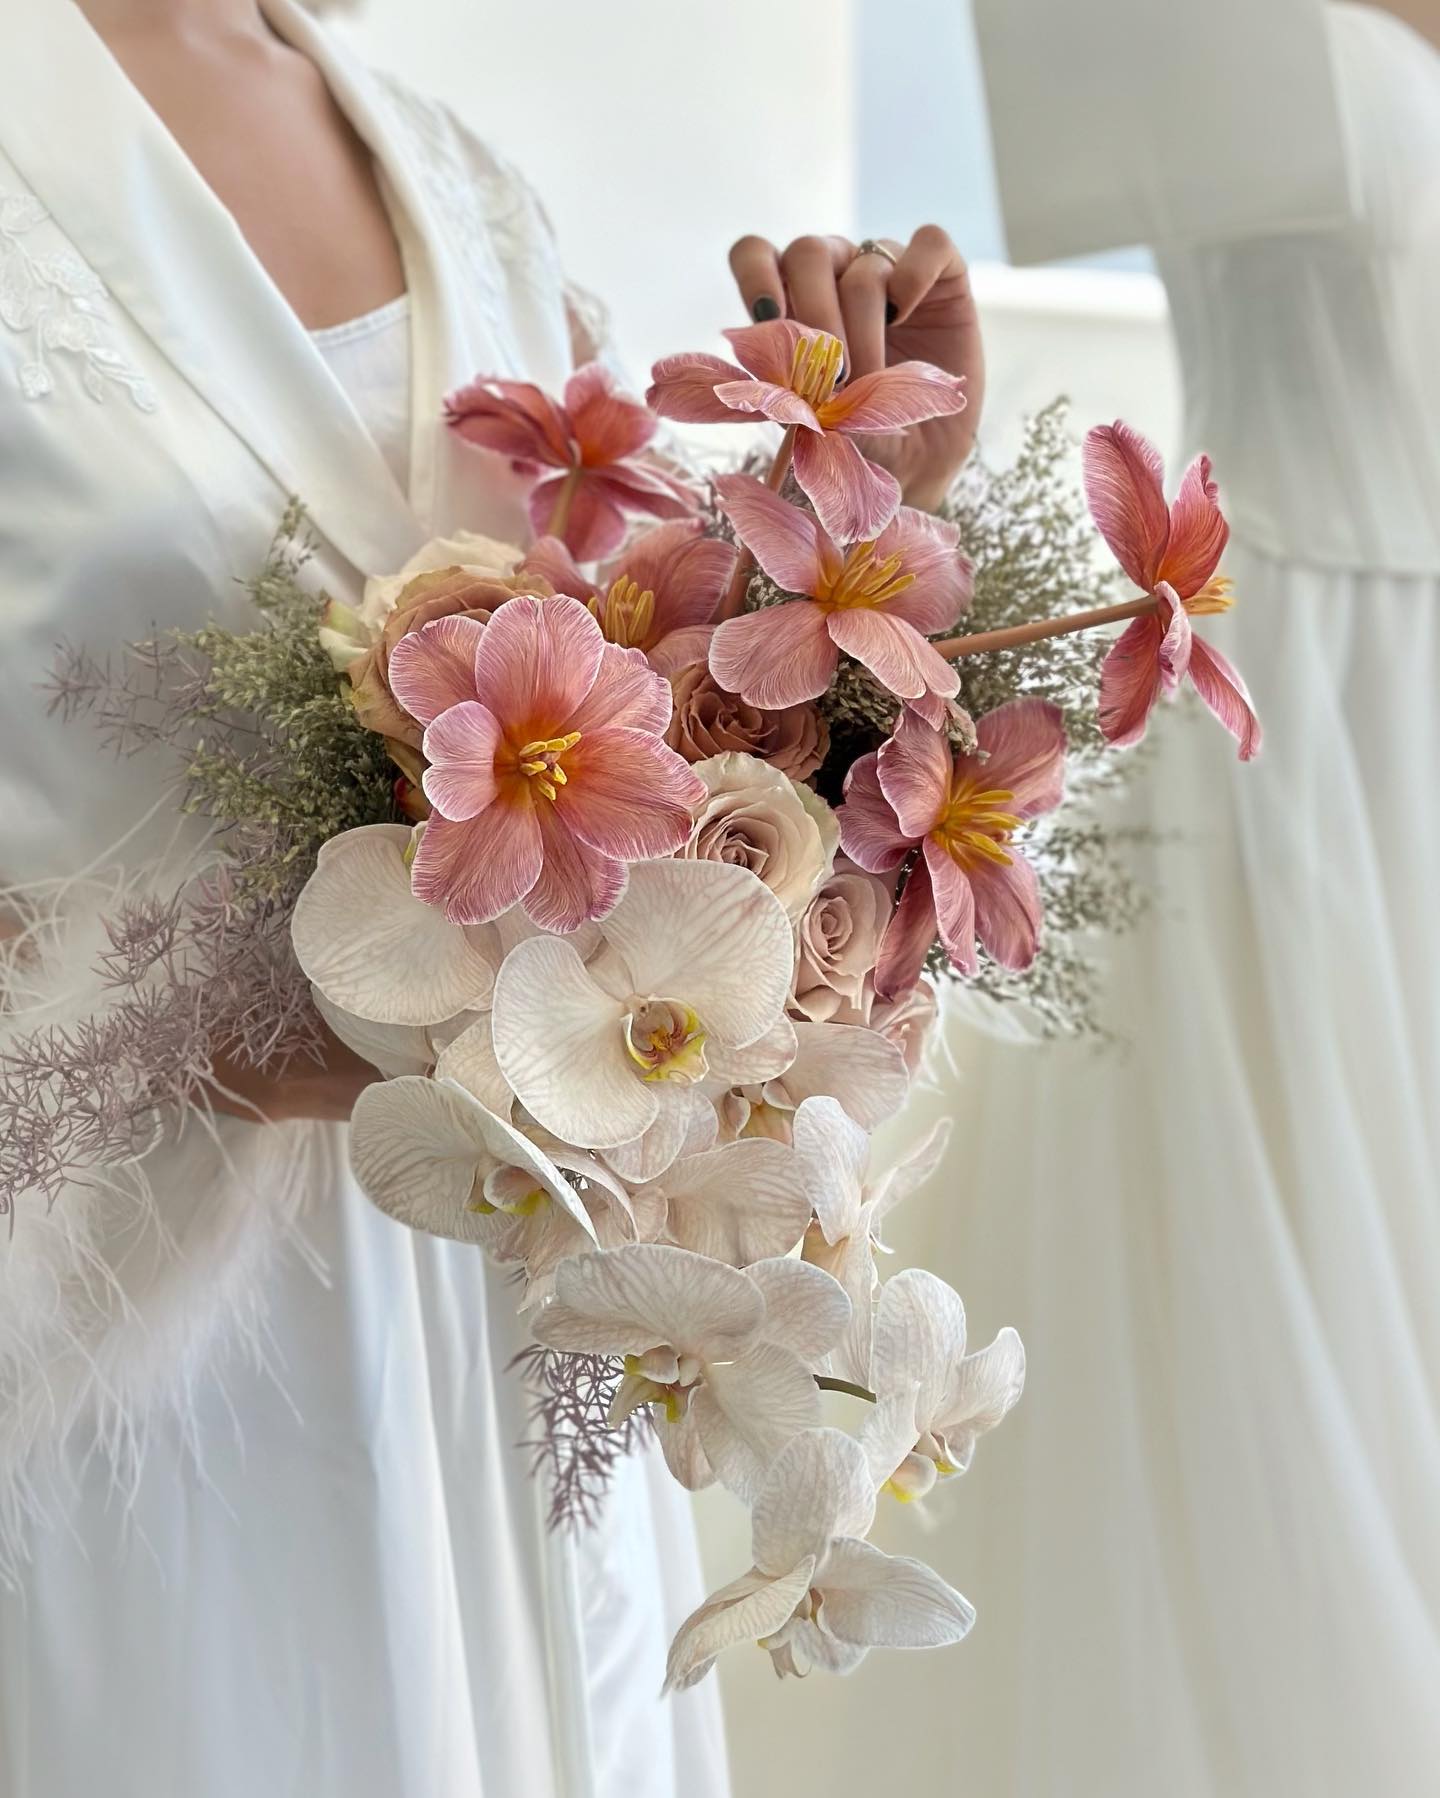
792,859,892,1024
679,753,838,922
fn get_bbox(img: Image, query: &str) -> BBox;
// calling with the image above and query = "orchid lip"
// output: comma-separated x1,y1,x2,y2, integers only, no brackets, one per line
623,997,709,1084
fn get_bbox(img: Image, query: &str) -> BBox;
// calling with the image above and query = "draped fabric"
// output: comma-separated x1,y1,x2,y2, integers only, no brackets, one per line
0,3,727,1791
896,8,1440,1792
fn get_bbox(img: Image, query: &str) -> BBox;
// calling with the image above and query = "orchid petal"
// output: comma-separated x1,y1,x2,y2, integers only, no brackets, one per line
642,1140,812,1266
603,1085,718,1186
818,1538,975,1649
752,1427,876,1574
657,1403,717,1492
695,1343,825,1499
292,824,498,1024
766,1021,910,1131
310,988,433,1080
705,1013,798,1085
872,1267,967,1428
708,602,837,710
791,430,901,543
791,1094,870,1246
748,1255,851,1362
492,934,652,1148
935,1326,1027,1472
433,1014,513,1116
535,1242,764,1359
663,1561,816,1694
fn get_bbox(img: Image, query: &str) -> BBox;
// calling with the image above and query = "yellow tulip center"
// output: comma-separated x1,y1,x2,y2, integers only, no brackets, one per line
818,540,917,611
788,332,845,409
591,575,657,649
1183,572,1236,617
517,730,581,802
624,998,709,1084
931,778,1023,871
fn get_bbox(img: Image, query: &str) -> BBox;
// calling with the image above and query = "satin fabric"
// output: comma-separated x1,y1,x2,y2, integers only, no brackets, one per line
894,8,1440,1793
0,3,727,1792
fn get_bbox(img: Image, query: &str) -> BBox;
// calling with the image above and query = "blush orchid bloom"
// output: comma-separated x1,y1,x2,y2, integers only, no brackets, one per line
386,596,705,934
664,1427,975,1689
446,363,697,561
632,1137,814,1269
1085,422,1261,760
519,520,735,677
647,321,967,542
492,858,796,1155
533,1244,851,1495
708,475,971,724
791,1097,952,1384
860,1268,1026,1503
839,701,1066,996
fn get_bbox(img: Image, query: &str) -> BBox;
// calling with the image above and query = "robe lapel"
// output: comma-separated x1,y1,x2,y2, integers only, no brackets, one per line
4,0,452,578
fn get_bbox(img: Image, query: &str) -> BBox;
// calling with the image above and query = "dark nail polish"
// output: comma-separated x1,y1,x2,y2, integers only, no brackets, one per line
751,296,781,322
885,300,899,325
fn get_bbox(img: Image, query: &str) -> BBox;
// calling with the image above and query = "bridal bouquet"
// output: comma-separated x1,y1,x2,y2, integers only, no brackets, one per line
12,317,1259,1690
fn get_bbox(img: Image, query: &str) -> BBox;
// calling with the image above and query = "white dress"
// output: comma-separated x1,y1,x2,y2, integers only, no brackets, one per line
0,3,727,1794
902,8,1440,1793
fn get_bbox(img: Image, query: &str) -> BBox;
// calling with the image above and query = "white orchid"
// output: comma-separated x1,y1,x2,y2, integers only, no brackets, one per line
349,1075,596,1245
664,1427,975,1689
719,1018,911,1144
492,859,795,1153
634,1137,813,1268
532,1243,849,1494
792,1097,951,1382
860,1268,1026,1502
293,824,498,1026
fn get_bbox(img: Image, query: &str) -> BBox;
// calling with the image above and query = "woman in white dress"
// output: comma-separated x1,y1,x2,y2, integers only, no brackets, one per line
0,3,981,1792
886,4,1440,1793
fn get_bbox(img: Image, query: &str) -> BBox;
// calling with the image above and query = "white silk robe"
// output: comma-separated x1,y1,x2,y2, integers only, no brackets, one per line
0,3,728,1793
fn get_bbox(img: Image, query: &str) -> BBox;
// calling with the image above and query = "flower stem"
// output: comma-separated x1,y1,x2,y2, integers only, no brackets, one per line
932,594,1156,660
547,468,582,542
815,1374,877,1404
717,425,799,621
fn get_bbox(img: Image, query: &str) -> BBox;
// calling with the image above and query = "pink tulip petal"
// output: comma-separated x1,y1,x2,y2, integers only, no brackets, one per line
563,362,657,463
827,609,960,710
875,509,974,633
966,849,1043,971
1157,454,1228,600
527,474,629,564
410,805,543,926
838,752,916,874
558,729,705,860
1156,583,1194,693
713,474,827,595
588,459,700,516
387,613,488,727
567,643,673,735
445,379,573,467
647,626,715,678
874,853,939,999
708,601,837,709
1186,634,1263,761
1083,422,1171,591
420,701,504,821
646,353,749,424
722,320,813,385
924,838,979,977
519,536,595,604
472,594,604,735
524,806,629,933
972,697,1066,818
876,710,953,837
1097,612,1166,749
821,361,967,433
713,379,821,430
791,431,901,543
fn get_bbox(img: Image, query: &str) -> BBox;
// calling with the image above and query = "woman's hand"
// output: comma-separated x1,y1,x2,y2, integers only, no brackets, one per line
205,1022,379,1125
728,225,983,512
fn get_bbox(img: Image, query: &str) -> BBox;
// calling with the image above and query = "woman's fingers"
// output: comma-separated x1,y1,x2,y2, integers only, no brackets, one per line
778,234,852,354
887,223,964,325
729,234,786,322
839,238,902,379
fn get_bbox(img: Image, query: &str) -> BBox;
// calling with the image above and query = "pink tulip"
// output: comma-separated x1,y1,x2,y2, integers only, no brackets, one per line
838,701,1065,995
646,321,967,543
707,475,971,722
518,519,736,676
1084,423,1261,760
446,363,697,562
387,595,706,933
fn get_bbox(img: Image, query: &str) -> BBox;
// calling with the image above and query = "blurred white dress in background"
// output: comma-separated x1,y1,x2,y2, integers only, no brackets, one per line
0,3,726,1794
917,5,1440,1793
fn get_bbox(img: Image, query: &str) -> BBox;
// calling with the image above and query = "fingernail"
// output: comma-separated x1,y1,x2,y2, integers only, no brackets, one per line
751,296,781,322
885,300,899,325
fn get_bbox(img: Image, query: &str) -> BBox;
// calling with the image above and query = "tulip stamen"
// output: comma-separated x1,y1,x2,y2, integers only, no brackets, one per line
934,781,1023,871
821,542,918,611
788,332,845,408
516,730,582,803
